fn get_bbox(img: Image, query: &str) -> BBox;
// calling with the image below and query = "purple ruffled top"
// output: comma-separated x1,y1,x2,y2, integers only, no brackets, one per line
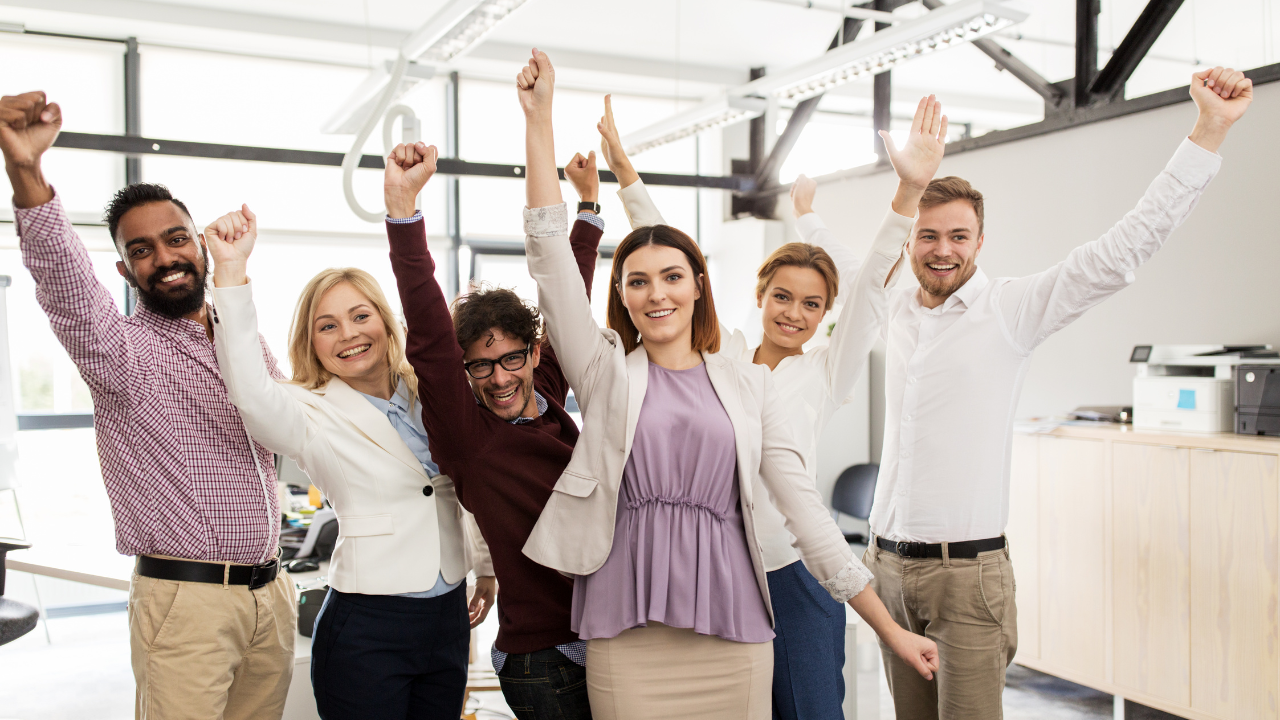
571,363,774,643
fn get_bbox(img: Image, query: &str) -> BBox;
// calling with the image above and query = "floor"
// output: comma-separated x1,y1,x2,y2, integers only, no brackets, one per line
0,607,1186,720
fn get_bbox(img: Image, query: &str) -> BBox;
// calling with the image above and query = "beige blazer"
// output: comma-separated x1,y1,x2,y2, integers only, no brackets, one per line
520,205,871,621
211,281,490,596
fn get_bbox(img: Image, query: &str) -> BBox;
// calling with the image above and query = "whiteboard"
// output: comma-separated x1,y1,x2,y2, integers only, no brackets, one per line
0,276,15,490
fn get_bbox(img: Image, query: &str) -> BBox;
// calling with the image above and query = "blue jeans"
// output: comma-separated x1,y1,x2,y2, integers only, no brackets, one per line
768,561,847,720
497,647,593,720
311,586,470,720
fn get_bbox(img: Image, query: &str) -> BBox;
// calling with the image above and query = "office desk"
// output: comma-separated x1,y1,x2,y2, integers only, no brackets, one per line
1009,423,1280,720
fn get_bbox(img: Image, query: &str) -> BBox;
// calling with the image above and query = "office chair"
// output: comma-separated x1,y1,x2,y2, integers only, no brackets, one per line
0,538,38,646
831,464,878,545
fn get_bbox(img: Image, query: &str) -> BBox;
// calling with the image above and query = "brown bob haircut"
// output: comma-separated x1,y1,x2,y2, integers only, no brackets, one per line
607,224,720,354
755,243,841,312
450,284,545,354
920,176,985,236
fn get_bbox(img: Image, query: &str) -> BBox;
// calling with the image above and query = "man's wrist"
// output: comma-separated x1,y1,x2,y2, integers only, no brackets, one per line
385,193,418,220
7,164,54,209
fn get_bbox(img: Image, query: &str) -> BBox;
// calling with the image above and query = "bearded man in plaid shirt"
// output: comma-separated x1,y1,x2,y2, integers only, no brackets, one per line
2,90,295,720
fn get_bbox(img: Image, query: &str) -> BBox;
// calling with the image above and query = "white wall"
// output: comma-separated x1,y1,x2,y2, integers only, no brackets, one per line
808,81,1280,445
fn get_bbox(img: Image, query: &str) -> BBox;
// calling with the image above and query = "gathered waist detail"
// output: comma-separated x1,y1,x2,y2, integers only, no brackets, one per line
625,495,731,523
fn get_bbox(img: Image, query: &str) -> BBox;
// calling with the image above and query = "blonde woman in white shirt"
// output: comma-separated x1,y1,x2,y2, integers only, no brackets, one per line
515,50,937,720
202,209,496,720
596,94,946,720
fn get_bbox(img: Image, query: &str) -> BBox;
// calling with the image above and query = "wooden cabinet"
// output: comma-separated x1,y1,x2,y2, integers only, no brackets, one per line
1111,443,1190,706
1189,449,1279,720
1010,425,1280,720
1038,436,1107,684
1007,434,1040,661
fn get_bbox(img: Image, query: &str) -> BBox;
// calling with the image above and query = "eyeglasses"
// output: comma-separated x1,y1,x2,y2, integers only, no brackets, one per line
463,346,532,380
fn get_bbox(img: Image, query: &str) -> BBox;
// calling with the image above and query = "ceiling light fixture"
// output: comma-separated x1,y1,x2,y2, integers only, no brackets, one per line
736,0,1030,102
623,95,768,156
623,0,1030,155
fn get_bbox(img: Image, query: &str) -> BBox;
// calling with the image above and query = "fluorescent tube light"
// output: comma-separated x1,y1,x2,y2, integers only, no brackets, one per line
402,0,528,63
0,21,25,34
735,0,1030,102
622,95,768,156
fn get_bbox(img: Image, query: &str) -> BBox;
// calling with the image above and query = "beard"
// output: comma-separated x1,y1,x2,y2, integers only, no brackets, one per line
910,254,976,300
131,249,210,319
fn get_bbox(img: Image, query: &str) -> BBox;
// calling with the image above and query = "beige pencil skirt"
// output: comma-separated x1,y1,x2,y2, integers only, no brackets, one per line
585,621,773,720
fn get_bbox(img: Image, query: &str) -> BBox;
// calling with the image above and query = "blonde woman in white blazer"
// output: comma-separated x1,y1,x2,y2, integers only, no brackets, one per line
597,95,949,720
514,51,937,720
203,206,495,720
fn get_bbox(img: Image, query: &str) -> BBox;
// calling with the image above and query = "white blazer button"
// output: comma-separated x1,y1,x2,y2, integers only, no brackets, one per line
422,485,434,497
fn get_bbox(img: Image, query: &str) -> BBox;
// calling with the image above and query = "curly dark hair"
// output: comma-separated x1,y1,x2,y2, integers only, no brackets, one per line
450,284,544,353
103,183,194,245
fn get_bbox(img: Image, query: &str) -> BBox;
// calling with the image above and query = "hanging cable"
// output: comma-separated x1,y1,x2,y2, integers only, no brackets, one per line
341,53,410,222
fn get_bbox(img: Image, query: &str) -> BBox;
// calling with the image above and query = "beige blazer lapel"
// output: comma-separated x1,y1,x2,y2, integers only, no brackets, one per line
623,345,650,456
702,352,756,508
317,378,429,480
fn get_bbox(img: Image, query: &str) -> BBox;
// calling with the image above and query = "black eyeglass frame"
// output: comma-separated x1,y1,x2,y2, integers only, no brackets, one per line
462,345,533,380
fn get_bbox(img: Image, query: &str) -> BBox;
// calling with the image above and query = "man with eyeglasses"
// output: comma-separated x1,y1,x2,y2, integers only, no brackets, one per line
383,140,604,719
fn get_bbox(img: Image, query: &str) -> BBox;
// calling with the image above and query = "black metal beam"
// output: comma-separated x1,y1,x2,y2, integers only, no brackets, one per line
1089,0,1186,99
919,0,1065,108
1076,0,1100,106
872,0,892,162
123,36,141,316
445,71,462,294
739,61,1280,198
51,131,755,191
753,17,866,190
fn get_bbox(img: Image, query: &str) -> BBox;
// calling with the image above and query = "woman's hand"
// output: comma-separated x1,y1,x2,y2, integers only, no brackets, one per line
516,48,554,120
205,204,256,288
790,174,816,218
885,626,939,680
384,141,437,219
597,94,639,189
564,151,599,205
468,576,498,628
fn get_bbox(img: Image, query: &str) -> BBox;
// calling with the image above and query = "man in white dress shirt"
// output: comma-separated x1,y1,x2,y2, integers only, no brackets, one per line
797,67,1252,719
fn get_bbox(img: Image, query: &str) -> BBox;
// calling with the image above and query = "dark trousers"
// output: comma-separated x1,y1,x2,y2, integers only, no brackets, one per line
768,560,847,720
497,647,593,720
311,585,470,720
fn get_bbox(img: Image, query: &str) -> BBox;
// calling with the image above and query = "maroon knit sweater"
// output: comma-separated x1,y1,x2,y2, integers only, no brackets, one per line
387,216,601,654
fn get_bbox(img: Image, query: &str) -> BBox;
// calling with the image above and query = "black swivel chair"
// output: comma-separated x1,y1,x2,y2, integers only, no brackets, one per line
0,538,39,646
831,463,878,545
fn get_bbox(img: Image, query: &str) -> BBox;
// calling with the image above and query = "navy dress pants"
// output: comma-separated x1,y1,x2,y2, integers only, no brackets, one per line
311,585,470,720
768,561,847,720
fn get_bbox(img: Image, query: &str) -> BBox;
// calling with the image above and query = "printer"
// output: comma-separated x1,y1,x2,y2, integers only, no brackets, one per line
1130,345,1280,433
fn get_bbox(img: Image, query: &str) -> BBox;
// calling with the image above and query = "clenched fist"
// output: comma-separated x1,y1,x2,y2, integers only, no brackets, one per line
384,141,438,220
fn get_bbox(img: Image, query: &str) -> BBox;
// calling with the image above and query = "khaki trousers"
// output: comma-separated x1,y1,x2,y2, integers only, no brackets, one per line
128,561,296,720
586,622,773,720
863,540,1017,720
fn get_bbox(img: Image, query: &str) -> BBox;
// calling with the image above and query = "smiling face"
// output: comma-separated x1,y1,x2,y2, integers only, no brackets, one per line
617,244,702,350
757,264,830,352
910,199,985,306
114,201,209,318
462,328,541,421
310,282,391,391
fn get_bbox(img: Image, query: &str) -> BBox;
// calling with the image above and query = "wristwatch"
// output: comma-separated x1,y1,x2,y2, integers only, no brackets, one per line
577,200,601,214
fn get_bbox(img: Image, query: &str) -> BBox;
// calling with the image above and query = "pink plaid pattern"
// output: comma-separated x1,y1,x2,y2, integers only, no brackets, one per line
16,193,281,565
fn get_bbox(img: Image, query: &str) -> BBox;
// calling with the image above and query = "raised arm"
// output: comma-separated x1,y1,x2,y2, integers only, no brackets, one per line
383,142,494,464
207,206,314,458
4,92,137,396
998,67,1251,351
815,95,946,402
753,367,938,680
600,96,666,229
518,50,614,401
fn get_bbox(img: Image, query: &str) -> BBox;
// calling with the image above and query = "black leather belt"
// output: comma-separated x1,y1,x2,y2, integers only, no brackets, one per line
875,536,1006,559
137,554,281,590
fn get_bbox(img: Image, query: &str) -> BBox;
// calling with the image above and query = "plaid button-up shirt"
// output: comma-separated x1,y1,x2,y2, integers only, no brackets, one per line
17,193,281,565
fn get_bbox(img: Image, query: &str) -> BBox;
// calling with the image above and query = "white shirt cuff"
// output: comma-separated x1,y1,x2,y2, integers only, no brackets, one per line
1167,136,1223,190
794,212,828,243
524,203,569,238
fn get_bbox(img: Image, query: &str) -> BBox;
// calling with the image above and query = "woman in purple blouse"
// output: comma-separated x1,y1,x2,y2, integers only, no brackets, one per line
515,50,938,720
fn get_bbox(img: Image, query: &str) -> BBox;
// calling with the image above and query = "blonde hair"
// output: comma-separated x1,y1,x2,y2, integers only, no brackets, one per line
755,242,840,311
287,268,417,406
